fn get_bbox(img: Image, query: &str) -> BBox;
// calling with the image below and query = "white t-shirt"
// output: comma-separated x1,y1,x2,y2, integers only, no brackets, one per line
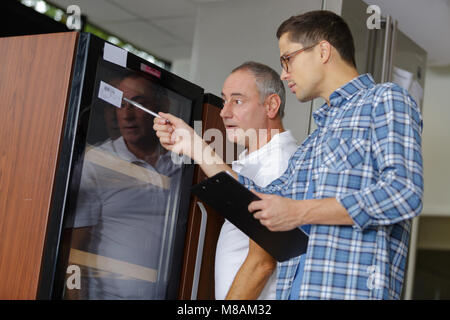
214,130,298,300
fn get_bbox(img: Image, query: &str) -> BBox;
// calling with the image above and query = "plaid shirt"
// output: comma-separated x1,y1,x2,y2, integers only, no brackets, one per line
238,74,423,299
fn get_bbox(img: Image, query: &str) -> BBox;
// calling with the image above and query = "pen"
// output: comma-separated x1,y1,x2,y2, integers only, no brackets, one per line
122,97,170,123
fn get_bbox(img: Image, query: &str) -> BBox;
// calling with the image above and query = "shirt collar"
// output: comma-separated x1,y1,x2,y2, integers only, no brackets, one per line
113,136,139,162
112,136,171,169
330,73,375,102
233,130,295,171
313,73,375,126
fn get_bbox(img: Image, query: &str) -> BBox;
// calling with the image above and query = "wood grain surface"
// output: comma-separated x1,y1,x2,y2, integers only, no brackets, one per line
178,98,231,299
0,32,78,299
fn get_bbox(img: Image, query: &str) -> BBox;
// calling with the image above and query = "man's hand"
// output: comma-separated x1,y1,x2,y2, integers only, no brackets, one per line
153,112,202,161
249,191,354,231
153,112,237,179
249,190,307,231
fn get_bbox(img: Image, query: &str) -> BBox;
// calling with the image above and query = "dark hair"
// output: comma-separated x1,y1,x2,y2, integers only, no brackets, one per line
231,61,286,118
276,10,356,68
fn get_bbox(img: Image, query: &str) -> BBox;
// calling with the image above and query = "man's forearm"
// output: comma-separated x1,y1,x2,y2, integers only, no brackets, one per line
301,197,354,226
251,193,355,231
225,241,276,300
225,261,274,300
195,140,237,179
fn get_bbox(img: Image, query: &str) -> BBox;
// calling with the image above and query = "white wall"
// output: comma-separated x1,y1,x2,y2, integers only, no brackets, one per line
171,58,192,81
421,65,450,216
190,0,323,143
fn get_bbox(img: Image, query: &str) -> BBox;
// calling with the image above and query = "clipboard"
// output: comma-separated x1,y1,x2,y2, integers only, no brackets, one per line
191,171,308,262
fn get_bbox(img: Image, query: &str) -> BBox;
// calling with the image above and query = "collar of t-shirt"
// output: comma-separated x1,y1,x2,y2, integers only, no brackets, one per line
232,130,296,187
111,136,175,174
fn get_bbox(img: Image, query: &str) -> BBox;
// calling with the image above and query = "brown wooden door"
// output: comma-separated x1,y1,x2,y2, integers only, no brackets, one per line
178,94,239,299
0,32,78,299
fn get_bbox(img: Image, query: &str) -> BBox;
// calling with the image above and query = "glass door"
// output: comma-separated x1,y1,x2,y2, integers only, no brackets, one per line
52,34,203,300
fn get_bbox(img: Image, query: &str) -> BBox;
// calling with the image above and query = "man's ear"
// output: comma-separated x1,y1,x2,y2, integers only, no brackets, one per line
319,40,332,64
265,94,281,119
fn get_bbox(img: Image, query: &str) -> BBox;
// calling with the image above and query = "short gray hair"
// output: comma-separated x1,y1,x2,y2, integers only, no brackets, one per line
231,61,286,118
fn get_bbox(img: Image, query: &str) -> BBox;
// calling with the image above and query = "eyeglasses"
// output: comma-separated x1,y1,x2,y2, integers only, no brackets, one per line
280,43,319,73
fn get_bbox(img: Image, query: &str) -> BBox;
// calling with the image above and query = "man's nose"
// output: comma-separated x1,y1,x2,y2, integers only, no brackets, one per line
220,101,232,118
280,68,289,81
121,103,136,119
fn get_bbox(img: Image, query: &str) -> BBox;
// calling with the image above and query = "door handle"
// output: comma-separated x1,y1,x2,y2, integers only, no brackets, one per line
387,19,398,82
190,201,208,299
381,15,392,83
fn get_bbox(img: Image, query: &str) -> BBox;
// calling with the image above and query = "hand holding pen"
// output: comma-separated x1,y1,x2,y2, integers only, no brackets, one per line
153,111,203,161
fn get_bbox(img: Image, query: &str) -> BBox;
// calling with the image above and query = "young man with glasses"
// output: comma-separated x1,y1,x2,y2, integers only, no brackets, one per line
154,10,423,300
243,10,424,299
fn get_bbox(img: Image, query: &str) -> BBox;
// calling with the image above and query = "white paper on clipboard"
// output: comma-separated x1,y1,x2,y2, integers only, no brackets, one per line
103,42,127,68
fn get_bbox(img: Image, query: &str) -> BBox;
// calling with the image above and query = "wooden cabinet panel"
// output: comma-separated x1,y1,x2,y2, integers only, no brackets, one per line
0,32,78,299
178,94,236,299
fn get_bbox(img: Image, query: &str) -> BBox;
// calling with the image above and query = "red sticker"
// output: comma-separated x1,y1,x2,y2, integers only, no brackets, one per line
140,63,161,79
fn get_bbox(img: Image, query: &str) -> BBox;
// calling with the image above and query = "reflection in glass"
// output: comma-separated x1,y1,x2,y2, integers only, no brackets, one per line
64,61,191,299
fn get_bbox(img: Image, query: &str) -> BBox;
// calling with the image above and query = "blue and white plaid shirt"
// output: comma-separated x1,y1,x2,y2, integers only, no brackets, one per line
238,74,423,299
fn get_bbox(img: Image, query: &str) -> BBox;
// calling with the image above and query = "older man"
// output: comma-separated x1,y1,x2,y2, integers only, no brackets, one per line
216,62,298,299
155,61,297,299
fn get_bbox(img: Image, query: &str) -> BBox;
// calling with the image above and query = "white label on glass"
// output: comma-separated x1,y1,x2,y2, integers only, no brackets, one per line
98,81,123,108
103,42,127,67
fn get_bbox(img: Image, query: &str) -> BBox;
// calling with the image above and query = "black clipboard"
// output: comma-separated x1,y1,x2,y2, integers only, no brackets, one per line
191,171,308,262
